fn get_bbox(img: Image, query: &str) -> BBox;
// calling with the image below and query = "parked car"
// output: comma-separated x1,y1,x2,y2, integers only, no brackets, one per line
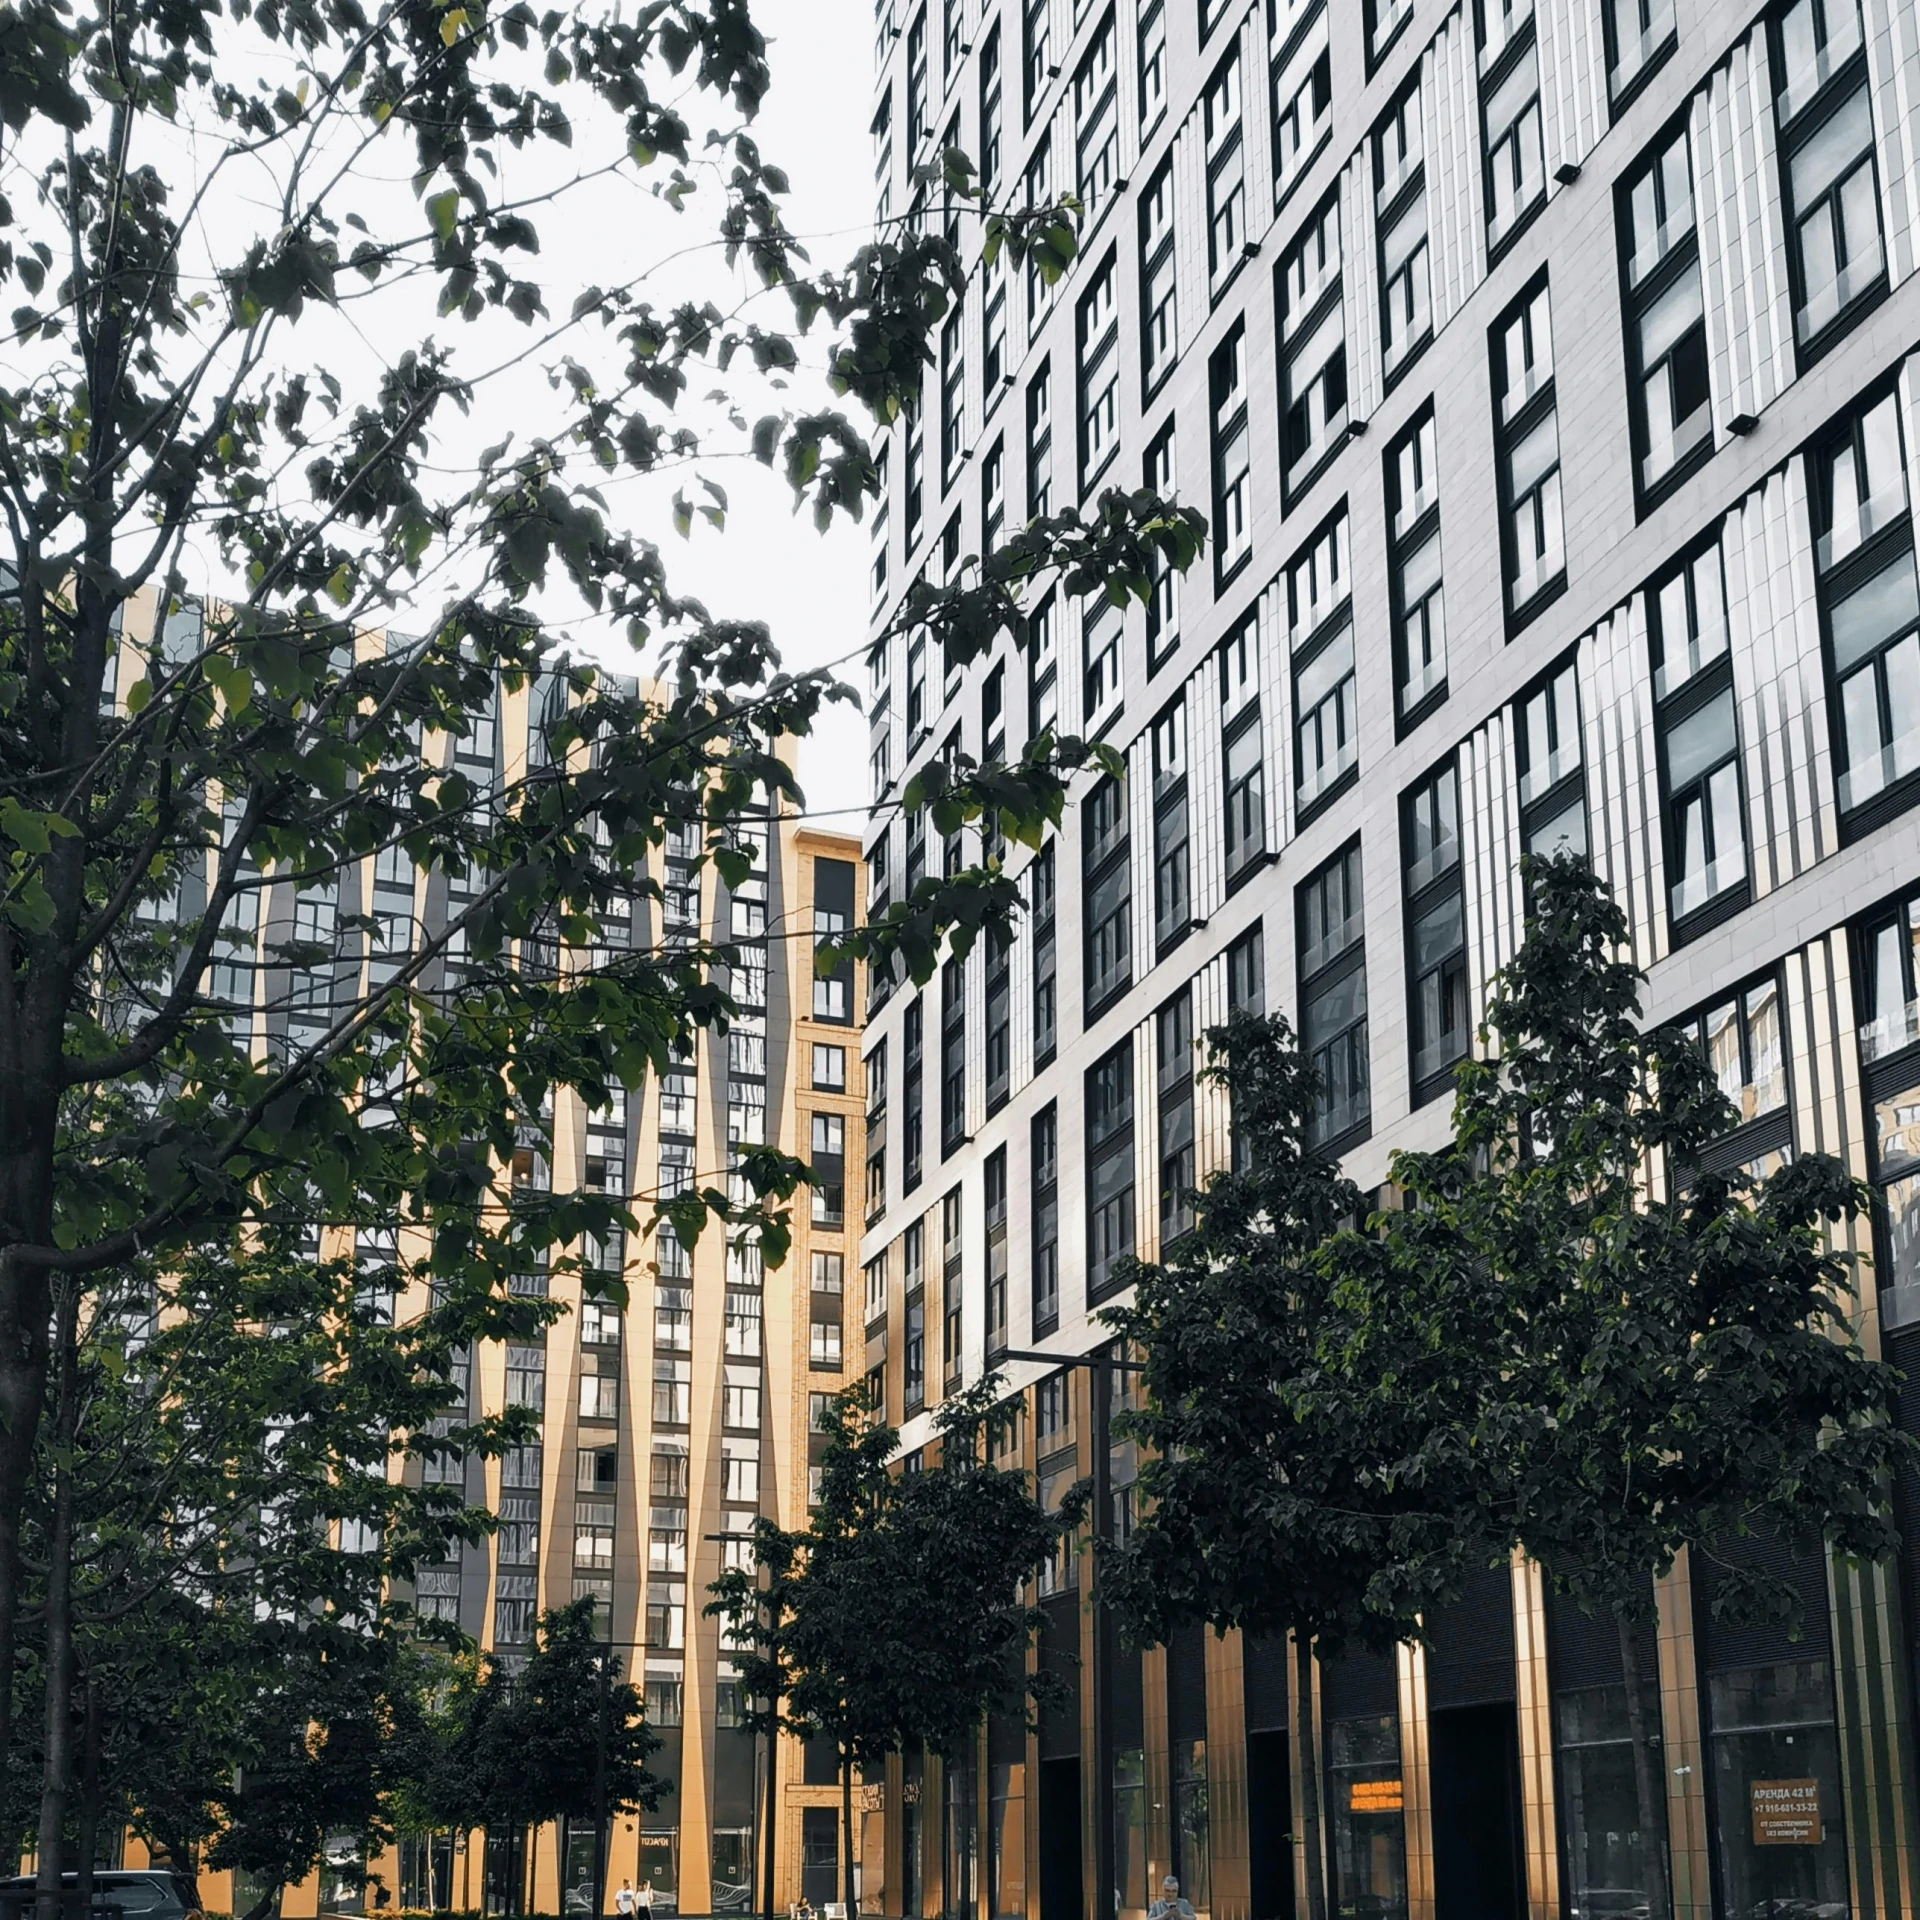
0,1872,203,1920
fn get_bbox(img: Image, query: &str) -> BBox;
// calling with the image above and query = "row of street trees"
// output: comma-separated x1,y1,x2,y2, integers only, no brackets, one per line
1103,856,1910,1920
0,0,1203,1898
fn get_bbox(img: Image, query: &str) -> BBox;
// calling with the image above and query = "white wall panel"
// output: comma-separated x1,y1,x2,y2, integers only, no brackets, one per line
1865,0,1920,288
1343,153,1385,424
1580,605,1667,972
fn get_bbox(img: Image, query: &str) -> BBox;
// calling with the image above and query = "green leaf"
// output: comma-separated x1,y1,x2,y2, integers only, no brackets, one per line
426,189,460,242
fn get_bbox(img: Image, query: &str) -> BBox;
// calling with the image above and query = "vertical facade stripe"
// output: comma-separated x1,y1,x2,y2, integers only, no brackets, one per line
1423,6,1488,335
1536,0,1605,183
1865,0,1920,287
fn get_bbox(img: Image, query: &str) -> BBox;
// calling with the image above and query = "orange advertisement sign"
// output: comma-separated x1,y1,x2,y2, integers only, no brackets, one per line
1751,1779,1822,1845
1348,1778,1404,1814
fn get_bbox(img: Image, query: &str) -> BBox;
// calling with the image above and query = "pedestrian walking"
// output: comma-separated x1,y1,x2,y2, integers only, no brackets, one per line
616,1881,636,1919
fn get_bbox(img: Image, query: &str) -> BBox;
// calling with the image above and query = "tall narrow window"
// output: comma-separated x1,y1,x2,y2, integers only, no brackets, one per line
1367,0,1416,63
1029,592,1059,736
1158,990,1196,1245
1025,144,1056,327
1289,506,1357,817
1480,0,1544,251
1084,596,1122,730
986,929,1011,1113
1084,774,1132,1015
1812,389,1918,827
1270,8,1332,207
1621,126,1710,503
1402,760,1469,1102
1516,659,1589,861
1033,841,1058,1066
980,24,1003,195
873,92,895,231
1221,617,1266,883
1027,360,1054,519
1074,13,1119,215
1140,161,1179,398
1297,842,1370,1149
1205,54,1247,292
1773,0,1883,355
1032,1104,1061,1332
1023,0,1050,117
1139,0,1168,131
1653,539,1749,934
903,995,925,1193
905,413,925,551
1211,322,1252,585
1376,81,1431,376
1145,426,1180,671
1386,406,1446,727
1152,699,1191,953
942,1187,964,1388
1078,253,1121,493
1678,970,1792,1178
940,307,966,485
940,958,966,1159
1278,194,1347,499
982,438,1006,553
985,1147,1009,1358
1086,1039,1136,1301
1492,278,1565,621
907,7,929,147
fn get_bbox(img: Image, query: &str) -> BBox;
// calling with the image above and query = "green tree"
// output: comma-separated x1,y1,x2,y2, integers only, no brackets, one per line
715,1381,1085,1917
0,0,1206,1821
1376,854,1914,1920
1098,1016,1501,1920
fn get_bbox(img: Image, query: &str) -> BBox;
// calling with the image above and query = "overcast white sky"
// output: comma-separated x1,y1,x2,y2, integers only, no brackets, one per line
571,0,880,836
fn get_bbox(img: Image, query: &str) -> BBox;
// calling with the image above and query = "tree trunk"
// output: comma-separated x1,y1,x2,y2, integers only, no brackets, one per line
240,1886,284,1920
1292,1633,1326,1920
1616,1610,1672,1920
35,1281,82,1920
840,1747,854,1915
761,1717,779,1920
74,1675,103,1911
0,1248,54,1782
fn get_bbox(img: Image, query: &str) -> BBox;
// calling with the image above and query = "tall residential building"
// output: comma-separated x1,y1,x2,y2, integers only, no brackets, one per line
862,1,1920,1917
88,593,865,1920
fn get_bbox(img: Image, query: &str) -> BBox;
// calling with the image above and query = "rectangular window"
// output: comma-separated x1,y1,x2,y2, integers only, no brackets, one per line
1158,990,1196,1245
1140,161,1179,397
1084,596,1122,728
941,956,967,1158
1033,841,1058,1065
1221,620,1266,883
1229,923,1265,1016
904,413,924,551
940,308,966,485
1278,195,1347,498
1145,426,1180,671
1140,0,1168,129
1211,322,1252,585
1605,0,1677,104
903,994,925,1191
1516,658,1589,862
1812,389,1919,825
1297,842,1370,1149
979,23,1003,193
1078,254,1121,492
1032,1104,1060,1332
873,93,895,230
1025,143,1055,325
1652,539,1749,933
1152,699,1191,952
1074,13,1119,214
985,1147,1009,1357
1023,0,1050,117
1084,774,1132,1014
1376,82,1431,374
813,1043,846,1091
1861,890,1920,1064
1621,126,1711,502
653,1357,692,1425
1027,361,1053,519
1086,1038,1136,1300
1290,507,1357,815
1205,53,1247,290
942,1187,964,1388
1480,0,1544,250
1271,15,1332,206
984,253,1008,393
982,437,1006,552
1678,970,1792,1174
986,928,1012,1112
1402,760,1469,1100
906,7,929,146
1368,0,1416,62
1493,279,1565,620
1386,407,1446,725
1773,0,1883,354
